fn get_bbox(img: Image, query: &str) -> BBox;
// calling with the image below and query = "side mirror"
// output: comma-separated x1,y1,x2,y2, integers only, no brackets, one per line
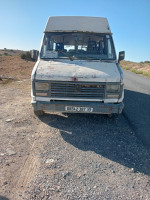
30,50,39,61
118,51,125,63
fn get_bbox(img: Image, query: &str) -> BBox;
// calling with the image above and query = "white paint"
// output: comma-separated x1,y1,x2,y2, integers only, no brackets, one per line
45,16,111,34
31,60,40,81
35,60,120,82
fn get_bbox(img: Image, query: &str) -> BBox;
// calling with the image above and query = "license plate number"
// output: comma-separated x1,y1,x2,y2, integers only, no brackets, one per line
65,106,93,112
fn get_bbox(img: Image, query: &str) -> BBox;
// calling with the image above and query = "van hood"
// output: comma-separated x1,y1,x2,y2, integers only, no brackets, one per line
35,59,120,82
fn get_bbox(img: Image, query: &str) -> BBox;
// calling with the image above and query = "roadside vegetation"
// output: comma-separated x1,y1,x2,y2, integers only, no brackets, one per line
20,51,32,60
120,60,150,78
0,49,35,84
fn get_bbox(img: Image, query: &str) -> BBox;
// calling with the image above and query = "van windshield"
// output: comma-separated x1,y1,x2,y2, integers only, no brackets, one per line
40,32,116,60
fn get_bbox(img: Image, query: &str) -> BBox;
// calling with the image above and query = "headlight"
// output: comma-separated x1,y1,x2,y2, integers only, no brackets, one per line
35,82,49,90
106,84,120,93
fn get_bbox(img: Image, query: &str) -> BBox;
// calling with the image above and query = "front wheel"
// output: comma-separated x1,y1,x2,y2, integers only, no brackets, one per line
34,110,44,116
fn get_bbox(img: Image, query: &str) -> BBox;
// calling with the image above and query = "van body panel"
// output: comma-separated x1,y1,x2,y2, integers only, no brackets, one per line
45,16,111,34
35,60,120,82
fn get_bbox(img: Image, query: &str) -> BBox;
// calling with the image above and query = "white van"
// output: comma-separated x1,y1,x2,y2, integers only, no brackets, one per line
31,16,125,116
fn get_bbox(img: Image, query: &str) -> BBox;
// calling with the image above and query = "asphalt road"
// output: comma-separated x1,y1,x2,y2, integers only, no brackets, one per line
123,70,150,146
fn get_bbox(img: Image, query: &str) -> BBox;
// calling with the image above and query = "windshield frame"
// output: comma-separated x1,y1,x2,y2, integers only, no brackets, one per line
40,32,117,61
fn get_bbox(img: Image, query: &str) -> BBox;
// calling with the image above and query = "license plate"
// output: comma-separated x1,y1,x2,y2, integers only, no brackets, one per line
65,106,93,112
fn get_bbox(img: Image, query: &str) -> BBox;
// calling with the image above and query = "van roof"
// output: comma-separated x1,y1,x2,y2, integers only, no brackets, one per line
44,16,111,34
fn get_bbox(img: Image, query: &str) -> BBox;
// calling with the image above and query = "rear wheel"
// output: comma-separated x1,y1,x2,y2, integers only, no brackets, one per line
34,110,44,116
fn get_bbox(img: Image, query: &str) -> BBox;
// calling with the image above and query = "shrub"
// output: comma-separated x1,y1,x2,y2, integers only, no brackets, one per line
136,70,143,74
143,72,150,78
20,53,26,59
124,66,130,70
20,51,31,60
144,61,150,64
131,69,137,73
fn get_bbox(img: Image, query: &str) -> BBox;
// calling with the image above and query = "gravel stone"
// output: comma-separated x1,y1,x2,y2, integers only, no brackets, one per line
6,148,16,156
6,118,15,122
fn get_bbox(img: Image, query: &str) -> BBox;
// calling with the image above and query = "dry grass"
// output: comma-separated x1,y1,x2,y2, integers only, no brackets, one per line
0,55,35,84
120,60,150,78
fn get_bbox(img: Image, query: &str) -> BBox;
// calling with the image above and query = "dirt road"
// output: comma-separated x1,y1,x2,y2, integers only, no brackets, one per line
0,79,150,200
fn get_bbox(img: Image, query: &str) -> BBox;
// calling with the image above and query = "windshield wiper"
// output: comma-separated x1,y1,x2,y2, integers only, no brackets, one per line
57,50,75,61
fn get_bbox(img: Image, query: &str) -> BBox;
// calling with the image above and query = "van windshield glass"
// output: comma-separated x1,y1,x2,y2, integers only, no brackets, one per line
40,32,116,60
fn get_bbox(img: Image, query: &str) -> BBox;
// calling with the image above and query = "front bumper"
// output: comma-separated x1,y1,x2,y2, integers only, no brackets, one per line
32,100,124,114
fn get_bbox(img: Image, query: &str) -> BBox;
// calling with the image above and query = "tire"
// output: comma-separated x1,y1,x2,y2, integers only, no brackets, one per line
34,110,44,116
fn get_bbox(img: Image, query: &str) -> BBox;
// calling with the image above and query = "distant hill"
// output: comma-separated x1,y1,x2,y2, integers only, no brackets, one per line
0,48,27,56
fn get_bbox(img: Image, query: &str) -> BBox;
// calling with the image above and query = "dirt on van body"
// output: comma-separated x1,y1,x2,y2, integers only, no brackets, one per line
0,54,150,200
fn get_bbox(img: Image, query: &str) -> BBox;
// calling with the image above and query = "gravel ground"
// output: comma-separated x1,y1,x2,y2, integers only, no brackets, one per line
0,80,150,200
23,113,150,200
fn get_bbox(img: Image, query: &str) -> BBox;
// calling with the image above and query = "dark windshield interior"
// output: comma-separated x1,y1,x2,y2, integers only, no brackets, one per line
40,32,116,60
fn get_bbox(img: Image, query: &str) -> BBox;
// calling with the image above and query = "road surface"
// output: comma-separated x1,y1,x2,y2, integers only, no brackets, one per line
123,70,150,146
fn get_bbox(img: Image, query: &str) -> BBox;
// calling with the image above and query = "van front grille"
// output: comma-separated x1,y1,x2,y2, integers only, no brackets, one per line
50,82,105,99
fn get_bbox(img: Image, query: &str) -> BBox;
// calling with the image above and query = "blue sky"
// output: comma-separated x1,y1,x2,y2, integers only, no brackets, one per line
0,0,150,62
